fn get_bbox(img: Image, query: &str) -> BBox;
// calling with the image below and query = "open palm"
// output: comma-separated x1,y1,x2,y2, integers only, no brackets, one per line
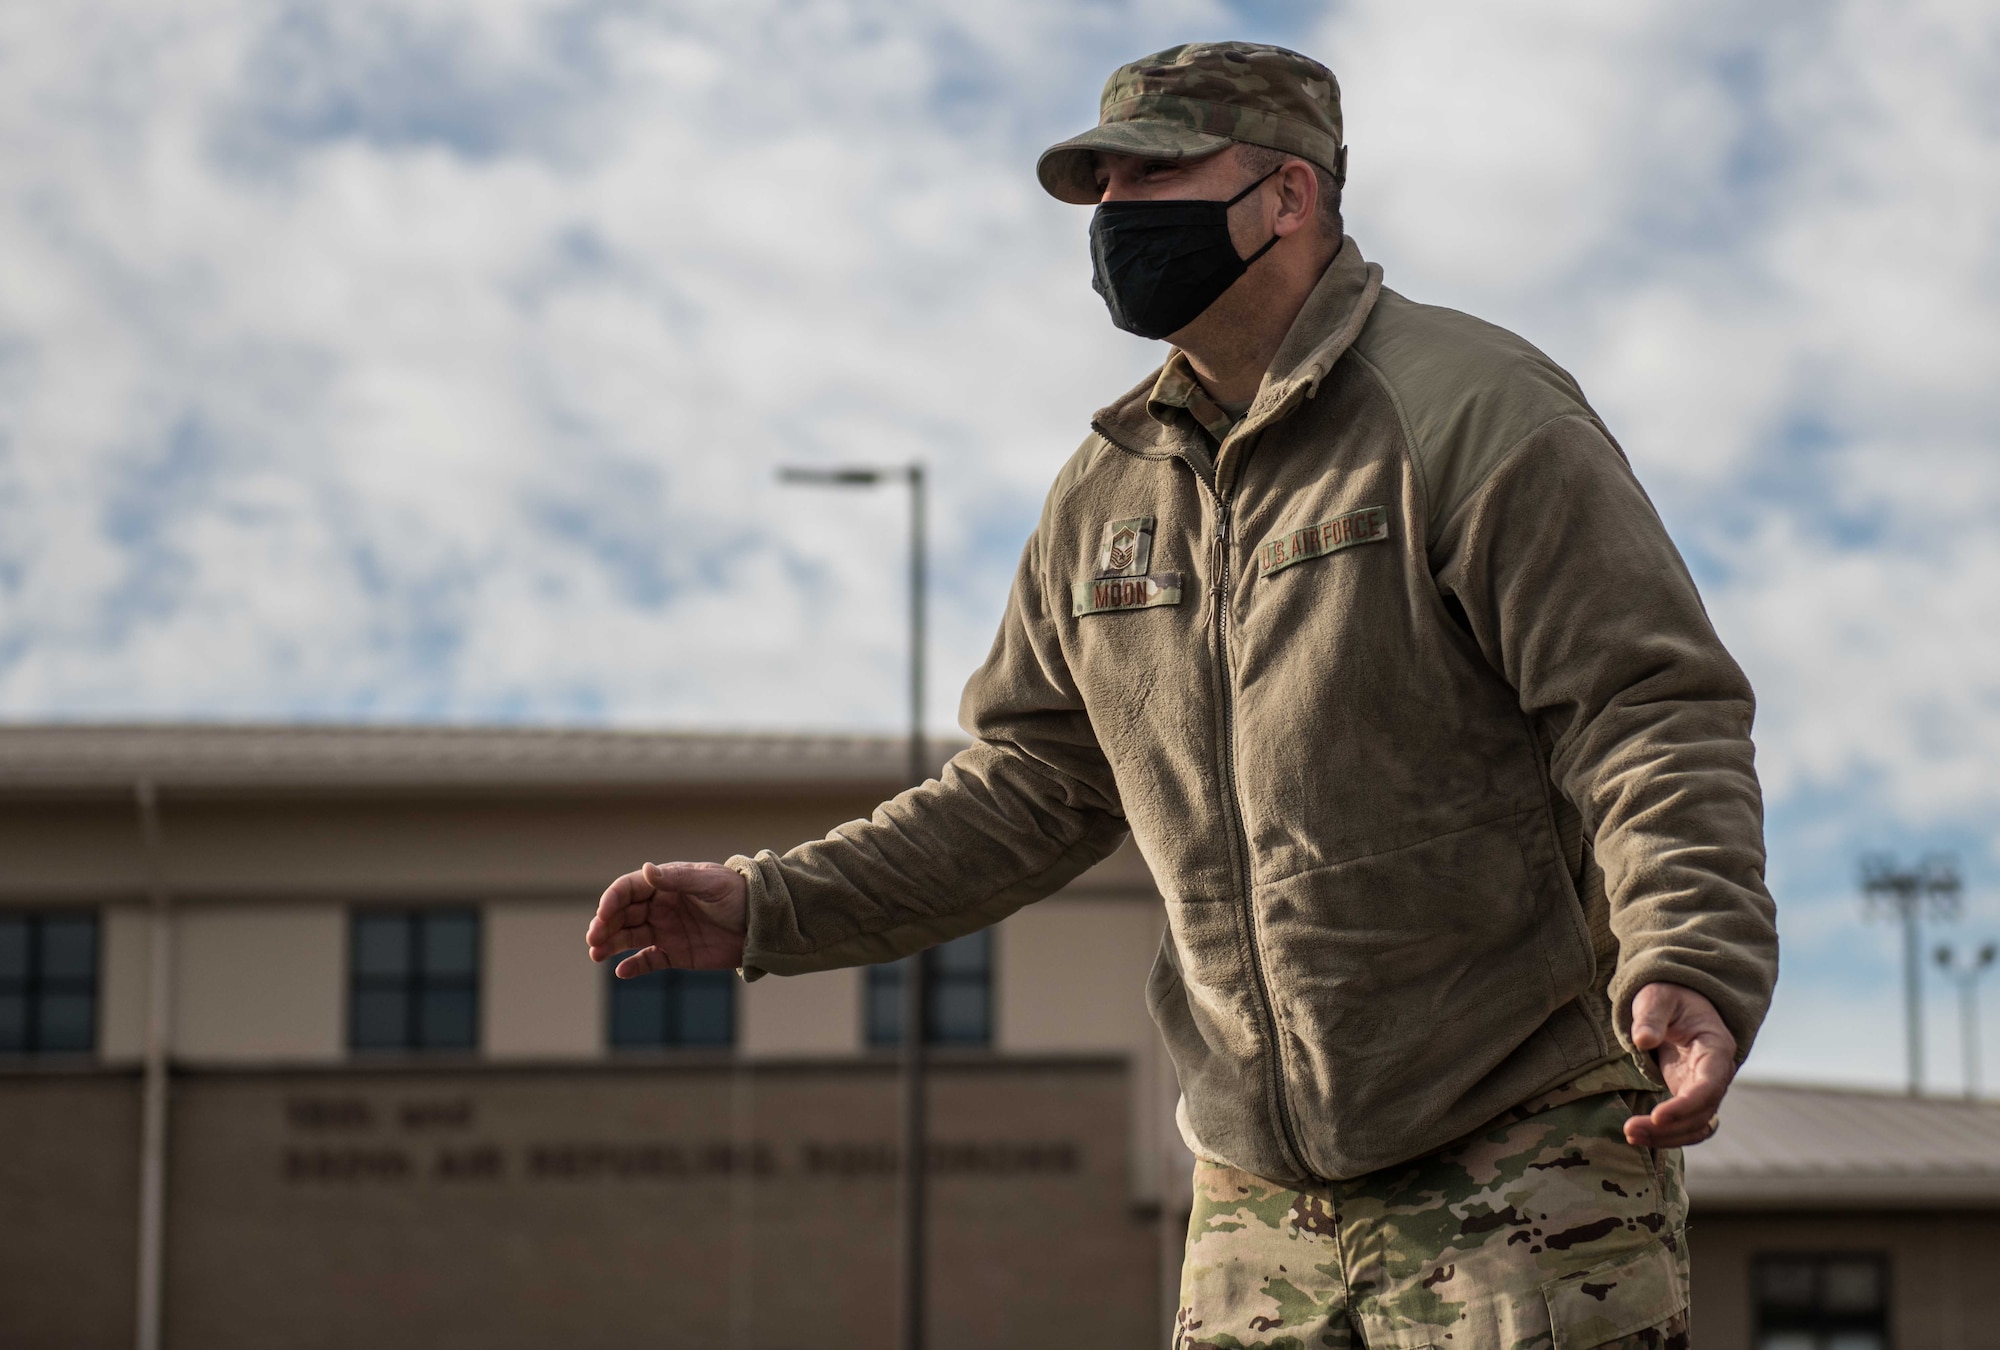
586,861,748,975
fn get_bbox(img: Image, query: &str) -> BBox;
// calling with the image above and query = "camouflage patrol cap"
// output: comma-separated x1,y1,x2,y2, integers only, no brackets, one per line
1037,42,1345,206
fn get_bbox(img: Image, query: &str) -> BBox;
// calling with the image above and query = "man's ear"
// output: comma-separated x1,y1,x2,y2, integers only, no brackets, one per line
1273,159,1319,238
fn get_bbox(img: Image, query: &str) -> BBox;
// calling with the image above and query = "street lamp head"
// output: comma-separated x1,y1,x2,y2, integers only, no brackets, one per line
1860,852,1963,919
1920,853,1964,897
1935,942,1999,977
1926,860,1965,922
778,466,887,487
1860,853,1913,901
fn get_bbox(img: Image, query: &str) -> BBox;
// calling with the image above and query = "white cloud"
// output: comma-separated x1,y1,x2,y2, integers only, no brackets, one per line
0,0,1239,724
1323,1,1712,292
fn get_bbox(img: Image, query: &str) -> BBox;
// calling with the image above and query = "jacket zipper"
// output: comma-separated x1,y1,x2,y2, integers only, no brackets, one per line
1090,415,1315,1180
1211,488,1313,1182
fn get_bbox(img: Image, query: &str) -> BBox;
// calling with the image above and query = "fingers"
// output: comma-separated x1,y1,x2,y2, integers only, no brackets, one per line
1623,982,1739,1148
1628,1061,1727,1146
586,868,656,962
1628,982,1673,1052
1628,983,1738,1088
614,946,673,980
1628,1090,1723,1147
586,861,750,969
1624,1110,1717,1149
1652,1043,1732,1125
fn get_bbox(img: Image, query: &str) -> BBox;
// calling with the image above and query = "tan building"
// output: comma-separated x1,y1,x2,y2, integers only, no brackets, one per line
1,725,1996,1349
1684,1083,2000,1350
0,725,1186,1350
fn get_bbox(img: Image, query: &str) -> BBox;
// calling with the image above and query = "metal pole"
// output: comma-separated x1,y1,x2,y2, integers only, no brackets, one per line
899,462,928,1350
728,1060,756,1349
775,460,929,1344
1975,944,1995,1099
1938,943,1996,1099
1903,900,1924,1097
1964,975,1981,1099
134,780,172,1350
907,464,927,793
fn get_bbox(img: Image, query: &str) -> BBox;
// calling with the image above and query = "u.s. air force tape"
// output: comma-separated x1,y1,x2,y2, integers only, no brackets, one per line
1257,505,1388,577
1072,572,1182,616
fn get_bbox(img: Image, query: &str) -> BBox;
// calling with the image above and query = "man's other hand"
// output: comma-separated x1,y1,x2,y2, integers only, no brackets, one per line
1623,982,1738,1149
586,862,748,976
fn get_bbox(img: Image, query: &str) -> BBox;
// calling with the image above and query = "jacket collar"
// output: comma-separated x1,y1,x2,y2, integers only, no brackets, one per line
1091,235,1385,480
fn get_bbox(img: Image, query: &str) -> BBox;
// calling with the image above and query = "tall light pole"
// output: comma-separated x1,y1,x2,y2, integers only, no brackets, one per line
777,462,929,1350
133,780,172,1350
1935,942,1997,1099
1861,853,1962,1095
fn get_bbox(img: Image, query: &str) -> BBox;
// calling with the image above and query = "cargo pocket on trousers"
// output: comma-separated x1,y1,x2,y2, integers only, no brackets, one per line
1542,1236,1687,1350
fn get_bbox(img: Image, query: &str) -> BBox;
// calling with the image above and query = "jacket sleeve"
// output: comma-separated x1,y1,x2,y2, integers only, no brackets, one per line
730,454,1130,978
1428,412,1779,1061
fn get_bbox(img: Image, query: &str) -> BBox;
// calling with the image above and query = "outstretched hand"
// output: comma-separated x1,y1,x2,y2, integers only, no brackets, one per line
1623,982,1738,1148
586,861,748,977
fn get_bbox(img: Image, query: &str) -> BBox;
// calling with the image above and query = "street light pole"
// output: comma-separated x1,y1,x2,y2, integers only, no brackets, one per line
898,463,928,1350
1935,942,1997,1099
906,464,926,789
133,781,172,1350
1862,853,1962,1095
777,463,929,1350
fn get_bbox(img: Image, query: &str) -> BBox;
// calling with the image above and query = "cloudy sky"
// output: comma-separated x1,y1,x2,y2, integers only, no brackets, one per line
3,0,1998,1091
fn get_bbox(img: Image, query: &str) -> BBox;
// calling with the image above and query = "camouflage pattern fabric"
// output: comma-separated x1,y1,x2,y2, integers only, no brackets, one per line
1149,350,1237,443
1038,43,1344,205
1177,1061,1689,1350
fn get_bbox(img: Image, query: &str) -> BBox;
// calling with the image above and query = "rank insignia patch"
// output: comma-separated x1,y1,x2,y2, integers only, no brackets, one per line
1072,572,1183,616
1095,516,1155,578
1257,505,1389,577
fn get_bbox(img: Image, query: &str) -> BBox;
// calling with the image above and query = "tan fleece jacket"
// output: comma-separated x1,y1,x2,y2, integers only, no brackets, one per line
731,238,1778,1186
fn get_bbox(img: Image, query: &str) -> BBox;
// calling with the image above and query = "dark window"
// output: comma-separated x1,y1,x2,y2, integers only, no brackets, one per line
0,911,98,1055
608,953,735,1049
349,909,479,1052
866,930,992,1048
1755,1253,1889,1350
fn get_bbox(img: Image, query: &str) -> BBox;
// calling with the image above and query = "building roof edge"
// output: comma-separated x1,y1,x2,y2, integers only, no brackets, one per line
0,722,967,791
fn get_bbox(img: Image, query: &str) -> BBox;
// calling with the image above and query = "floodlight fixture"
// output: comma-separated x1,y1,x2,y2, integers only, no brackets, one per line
1862,852,1964,1095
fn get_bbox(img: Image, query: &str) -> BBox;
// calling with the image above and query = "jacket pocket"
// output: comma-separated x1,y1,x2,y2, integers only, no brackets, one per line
1261,807,1600,1175
1542,1236,1688,1350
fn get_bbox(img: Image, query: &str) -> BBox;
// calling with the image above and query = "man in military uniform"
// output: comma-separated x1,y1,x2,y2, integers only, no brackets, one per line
588,42,1777,1349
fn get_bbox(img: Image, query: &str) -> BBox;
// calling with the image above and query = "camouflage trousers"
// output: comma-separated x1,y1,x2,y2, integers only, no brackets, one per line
1176,1060,1689,1350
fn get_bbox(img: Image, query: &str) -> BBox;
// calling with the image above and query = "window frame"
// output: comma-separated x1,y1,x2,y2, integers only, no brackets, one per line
1752,1251,1892,1350
0,909,100,1057
346,906,482,1054
864,930,995,1050
605,955,738,1052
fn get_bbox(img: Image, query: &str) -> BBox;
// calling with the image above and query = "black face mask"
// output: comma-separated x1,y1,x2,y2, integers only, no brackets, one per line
1089,168,1281,340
